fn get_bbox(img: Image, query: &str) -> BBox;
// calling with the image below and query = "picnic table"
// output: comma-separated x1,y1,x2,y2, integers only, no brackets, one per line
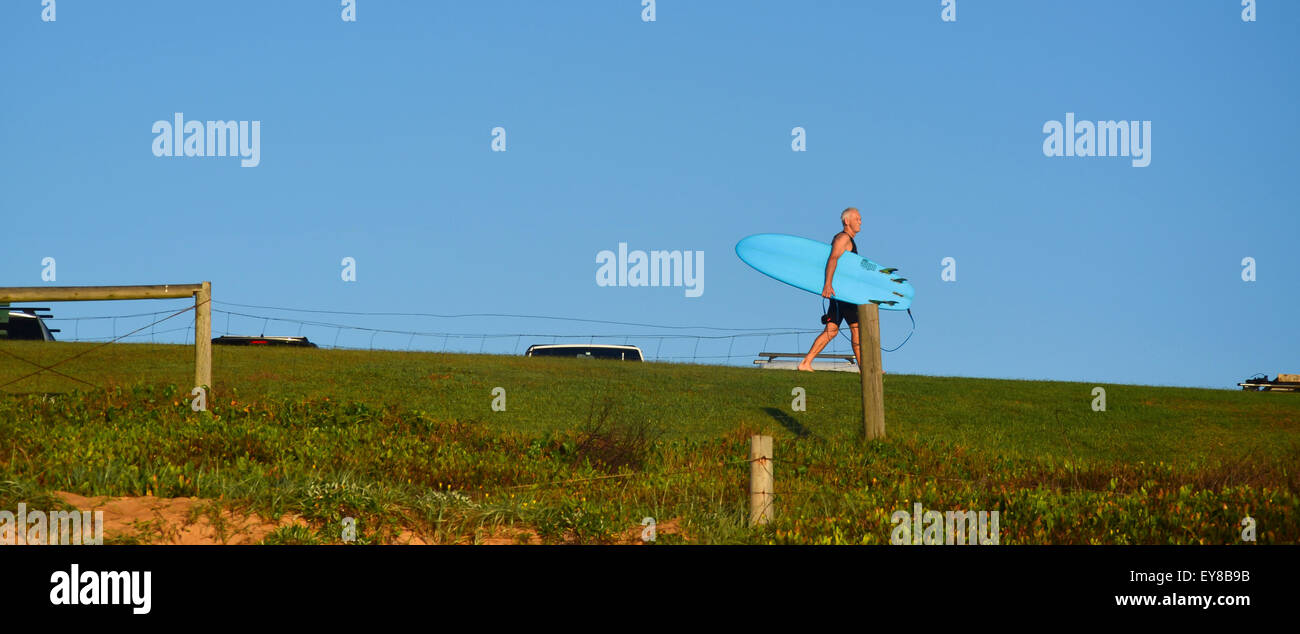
753,352,860,373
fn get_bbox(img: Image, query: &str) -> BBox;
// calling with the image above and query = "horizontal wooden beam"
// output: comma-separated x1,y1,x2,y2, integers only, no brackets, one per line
0,284,206,302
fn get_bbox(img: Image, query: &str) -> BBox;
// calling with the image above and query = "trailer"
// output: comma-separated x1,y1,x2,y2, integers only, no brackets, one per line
1238,373,1300,392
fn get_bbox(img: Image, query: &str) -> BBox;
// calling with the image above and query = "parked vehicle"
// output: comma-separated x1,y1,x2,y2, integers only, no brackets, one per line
524,344,643,361
212,335,318,348
1238,373,1299,393
0,307,59,341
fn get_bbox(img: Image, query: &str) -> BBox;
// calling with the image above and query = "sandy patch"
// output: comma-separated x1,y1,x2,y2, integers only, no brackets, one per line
53,491,308,545
476,517,686,545
44,493,687,545
392,530,431,545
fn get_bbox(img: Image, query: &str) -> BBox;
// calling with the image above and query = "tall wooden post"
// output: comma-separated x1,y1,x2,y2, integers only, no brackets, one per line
858,303,885,440
748,435,774,526
195,281,212,391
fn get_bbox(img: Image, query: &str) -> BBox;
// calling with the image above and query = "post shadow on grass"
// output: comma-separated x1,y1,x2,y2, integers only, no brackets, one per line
763,407,815,439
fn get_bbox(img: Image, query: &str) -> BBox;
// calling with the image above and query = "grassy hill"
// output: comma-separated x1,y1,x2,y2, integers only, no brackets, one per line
2,341,1297,544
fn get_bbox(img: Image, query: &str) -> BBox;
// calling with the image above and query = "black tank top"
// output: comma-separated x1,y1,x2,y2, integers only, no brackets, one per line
840,233,857,254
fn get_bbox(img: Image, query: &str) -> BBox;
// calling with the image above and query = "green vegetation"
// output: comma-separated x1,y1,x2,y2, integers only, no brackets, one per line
1,340,1296,544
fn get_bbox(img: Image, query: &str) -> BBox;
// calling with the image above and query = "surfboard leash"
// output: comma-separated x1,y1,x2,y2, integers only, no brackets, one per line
821,298,915,353
880,307,915,352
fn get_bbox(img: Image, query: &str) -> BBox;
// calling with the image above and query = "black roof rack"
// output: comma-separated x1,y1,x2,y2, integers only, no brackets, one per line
1,305,59,338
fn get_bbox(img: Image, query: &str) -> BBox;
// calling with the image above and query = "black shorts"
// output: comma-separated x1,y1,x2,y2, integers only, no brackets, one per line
821,299,859,327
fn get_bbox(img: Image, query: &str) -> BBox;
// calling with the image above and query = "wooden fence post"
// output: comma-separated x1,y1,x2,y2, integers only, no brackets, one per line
749,435,774,526
859,303,885,440
195,281,212,392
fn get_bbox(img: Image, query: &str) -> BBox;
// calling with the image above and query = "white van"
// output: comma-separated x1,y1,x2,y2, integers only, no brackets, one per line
525,344,643,361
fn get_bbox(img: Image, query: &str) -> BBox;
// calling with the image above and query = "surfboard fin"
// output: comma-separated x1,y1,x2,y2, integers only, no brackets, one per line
879,268,898,274
870,300,899,306
892,291,904,298
891,277,908,284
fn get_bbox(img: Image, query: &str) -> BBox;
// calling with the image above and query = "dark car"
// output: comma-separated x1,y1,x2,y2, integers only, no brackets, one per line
0,307,59,341
525,344,643,361
212,335,318,348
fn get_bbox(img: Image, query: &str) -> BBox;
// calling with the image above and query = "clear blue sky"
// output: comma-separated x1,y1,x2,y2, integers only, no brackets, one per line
2,1,1296,389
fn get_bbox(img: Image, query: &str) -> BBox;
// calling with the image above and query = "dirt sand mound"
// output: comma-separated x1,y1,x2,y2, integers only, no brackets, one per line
50,492,686,545
55,492,307,545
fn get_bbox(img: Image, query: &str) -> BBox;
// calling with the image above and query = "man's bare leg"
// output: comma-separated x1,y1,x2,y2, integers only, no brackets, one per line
849,323,862,369
847,323,883,374
797,323,838,371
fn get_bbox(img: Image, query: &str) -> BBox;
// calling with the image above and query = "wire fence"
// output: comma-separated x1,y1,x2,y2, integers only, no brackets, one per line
23,300,908,364
3,297,914,393
0,301,202,391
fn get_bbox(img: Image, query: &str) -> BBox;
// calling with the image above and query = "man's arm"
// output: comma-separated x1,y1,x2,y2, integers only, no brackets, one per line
821,233,851,298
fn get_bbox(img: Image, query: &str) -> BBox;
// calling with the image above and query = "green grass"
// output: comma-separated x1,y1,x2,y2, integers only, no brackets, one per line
1,340,1297,544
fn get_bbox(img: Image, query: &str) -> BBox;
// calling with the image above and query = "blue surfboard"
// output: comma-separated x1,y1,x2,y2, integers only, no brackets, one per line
735,234,914,310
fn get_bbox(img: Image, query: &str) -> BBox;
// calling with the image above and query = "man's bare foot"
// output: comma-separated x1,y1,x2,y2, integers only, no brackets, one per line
796,362,814,372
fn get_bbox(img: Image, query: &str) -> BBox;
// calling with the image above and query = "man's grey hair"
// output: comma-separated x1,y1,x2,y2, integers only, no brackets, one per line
841,207,860,225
